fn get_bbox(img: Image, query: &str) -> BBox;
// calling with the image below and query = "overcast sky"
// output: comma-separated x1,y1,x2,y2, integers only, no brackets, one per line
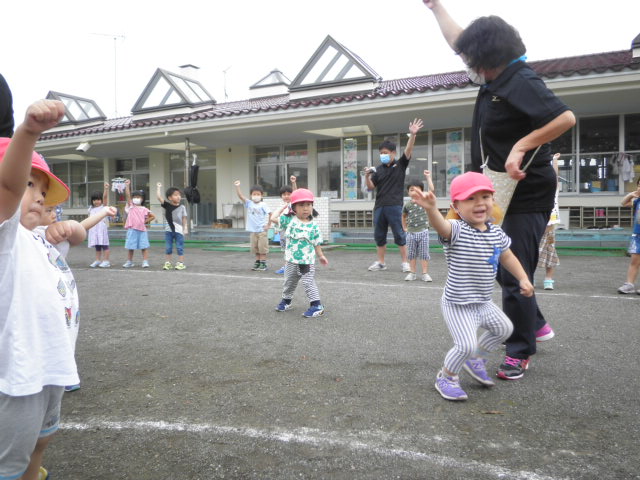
3,1,639,121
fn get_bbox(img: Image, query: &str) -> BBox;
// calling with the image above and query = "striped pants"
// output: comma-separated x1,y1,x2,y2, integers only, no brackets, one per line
282,262,320,303
441,297,514,375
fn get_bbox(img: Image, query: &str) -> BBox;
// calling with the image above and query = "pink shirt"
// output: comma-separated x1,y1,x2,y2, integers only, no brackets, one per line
124,203,151,231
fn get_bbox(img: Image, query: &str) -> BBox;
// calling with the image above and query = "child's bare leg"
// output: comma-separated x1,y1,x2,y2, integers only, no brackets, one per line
421,259,429,274
127,250,134,261
178,254,185,263
95,248,102,262
545,266,555,280
142,249,149,260
626,254,640,284
20,434,53,480
409,258,417,273
259,254,267,261
103,248,110,261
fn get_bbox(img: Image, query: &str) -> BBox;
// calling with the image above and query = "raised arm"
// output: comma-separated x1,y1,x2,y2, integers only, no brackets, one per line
124,178,132,204
422,0,465,52
80,206,117,231
156,182,164,204
424,170,435,192
270,202,290,225
410,189,452,240
290,175,298,191
0,100,65,223
621,187,640,207
403,118,424,159
102,182,109,205
234,180,247,203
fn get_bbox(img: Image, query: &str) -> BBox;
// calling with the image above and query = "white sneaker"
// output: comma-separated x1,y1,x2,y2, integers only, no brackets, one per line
368,261,387,271
89,260,101,268
404,272,416,281
98,261,111,268
422,273,433,282
401,262,411,273
122,260,134,268
142,260,150,268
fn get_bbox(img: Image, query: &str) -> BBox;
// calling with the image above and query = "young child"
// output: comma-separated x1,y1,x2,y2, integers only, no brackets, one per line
122,179,155,268
88,182,112,268
274,175,298,275
156,182,188,270
234,180,271,271
0,99,78,480
402,171,435,282
411,172,534,401
272,188,328,317
617,176,640,294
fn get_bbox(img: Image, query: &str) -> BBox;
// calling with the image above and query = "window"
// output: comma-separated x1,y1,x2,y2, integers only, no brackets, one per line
580,116,618,153
115,157,150,206
625,114,640,151
432,129,470,198
317,139,341,199
550,128,577,192
50,159,105,208
578,116,619,194
255,144,308,196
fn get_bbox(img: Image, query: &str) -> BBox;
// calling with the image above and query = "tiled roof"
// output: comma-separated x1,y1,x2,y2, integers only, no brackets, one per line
41,49,640,141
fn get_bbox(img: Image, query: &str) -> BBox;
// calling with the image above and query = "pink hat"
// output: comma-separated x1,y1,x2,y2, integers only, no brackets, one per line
450,172,495,201
0,137,70,206
290,188,315,205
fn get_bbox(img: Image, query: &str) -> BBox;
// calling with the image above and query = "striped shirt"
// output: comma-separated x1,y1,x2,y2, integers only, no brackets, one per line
441,220,511,304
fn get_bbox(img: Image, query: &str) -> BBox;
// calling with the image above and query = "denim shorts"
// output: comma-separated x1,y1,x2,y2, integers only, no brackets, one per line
125,229,150,250
628,234,640,255
373,205,406,247
165,231,185,255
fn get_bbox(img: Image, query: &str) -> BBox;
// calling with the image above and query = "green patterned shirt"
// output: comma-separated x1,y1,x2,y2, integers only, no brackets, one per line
402,200,429,233
282,216,322,264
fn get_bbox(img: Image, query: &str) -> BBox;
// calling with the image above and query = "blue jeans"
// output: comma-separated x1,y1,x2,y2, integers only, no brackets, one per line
373,205,406,247
165,231,184,255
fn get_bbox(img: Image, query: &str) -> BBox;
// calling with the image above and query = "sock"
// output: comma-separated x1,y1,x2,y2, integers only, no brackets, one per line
282,299,291,305
310,300,321,307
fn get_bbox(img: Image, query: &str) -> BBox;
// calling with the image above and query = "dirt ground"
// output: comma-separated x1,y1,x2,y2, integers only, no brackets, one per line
42,244,639,479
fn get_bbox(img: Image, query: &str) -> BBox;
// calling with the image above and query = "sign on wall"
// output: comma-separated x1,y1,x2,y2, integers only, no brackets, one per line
343,138,358,200
446,130,463,193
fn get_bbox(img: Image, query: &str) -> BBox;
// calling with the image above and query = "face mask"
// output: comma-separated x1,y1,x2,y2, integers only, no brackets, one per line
251,195,262,203
380,154,391,165
132,198,142,205
466,68,486,86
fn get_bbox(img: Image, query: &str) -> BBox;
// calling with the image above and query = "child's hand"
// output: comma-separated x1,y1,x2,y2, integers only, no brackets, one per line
105,206,118,217
183,227,189,235
519,278,534,298
423,169,431,178
125,179,131,186
104,182,110,189
319,255,329,266
157,182,162,188
290,175,297,183
234,180,241,186
553,153,561,161
409,118,424,135
22,100,65,136
45,221,75,244
411,189,436,210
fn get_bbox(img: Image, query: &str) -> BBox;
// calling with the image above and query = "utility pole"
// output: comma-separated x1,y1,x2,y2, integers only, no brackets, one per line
222,66,232,102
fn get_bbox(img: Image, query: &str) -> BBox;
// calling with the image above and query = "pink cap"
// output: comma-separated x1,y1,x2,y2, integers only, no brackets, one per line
450,172,495,201
0,137,70,206
290,188,315,205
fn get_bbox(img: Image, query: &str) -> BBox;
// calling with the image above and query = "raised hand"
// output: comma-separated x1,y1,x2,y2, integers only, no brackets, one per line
23,100,65,136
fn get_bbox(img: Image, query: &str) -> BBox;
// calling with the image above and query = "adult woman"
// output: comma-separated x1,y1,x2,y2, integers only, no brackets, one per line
422,0,576,380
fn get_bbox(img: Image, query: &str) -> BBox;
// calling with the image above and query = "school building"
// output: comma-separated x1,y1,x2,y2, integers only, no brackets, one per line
37,33,640,235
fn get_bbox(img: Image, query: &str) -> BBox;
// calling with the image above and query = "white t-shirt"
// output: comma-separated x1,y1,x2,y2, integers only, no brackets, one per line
0,210,79,396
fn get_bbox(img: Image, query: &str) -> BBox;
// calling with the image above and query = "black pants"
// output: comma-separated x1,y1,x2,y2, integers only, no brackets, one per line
497,211,550,359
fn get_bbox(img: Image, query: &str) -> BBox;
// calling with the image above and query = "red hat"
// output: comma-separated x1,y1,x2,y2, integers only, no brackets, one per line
290,188,315,205
450,172,495,201
0,137,70,206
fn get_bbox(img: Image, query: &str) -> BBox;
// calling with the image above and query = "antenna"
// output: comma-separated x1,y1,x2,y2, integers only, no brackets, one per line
222,65,232,102
91,33,126,116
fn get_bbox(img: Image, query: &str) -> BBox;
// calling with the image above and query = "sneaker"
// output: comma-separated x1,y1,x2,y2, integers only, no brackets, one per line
142,260,150,268
422,273,433,282
497,356,530,380
618,282,635,294
275,266,285,274
98,260,111,268
163,261,174,270
404,272,416,281
434,370,468,401
302,304,325,317
122,260,134,268
543,279,554,290
463,358,495,386
535,323,555,342
251,261,261,271
255,262,267,271
89,260,101,268
39,466,49,480
275,300,292,312
175,262,186,270
64,384,81,392
368,261,387,271
401,262,411,273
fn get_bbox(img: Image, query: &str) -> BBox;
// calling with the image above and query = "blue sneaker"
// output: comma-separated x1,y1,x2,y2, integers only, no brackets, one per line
275,266,285,274
275,300,292,312
64,384,81,392
302,304,324,317
463,358,495,386
435,370,468,401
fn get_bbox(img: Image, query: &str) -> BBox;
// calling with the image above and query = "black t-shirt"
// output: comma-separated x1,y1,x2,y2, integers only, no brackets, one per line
372,152,410,209
470,62,570,214
0,74,14,138
161,201,180,232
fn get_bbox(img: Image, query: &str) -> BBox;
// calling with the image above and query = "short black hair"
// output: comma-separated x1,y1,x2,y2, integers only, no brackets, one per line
455,16,526,71
165,187,181,198
90,191,103,202
250,185,264,195
279,185,293,195
407,180,424,192
378,139,396,152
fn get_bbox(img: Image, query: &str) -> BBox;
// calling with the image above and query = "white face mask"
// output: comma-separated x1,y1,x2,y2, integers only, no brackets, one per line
251,195,262,203
466,67,486,86
132,198,142,206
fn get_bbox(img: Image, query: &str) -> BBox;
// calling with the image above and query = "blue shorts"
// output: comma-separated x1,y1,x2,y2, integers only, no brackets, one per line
165,231,185,255
373,205,406,247
125,229,150,250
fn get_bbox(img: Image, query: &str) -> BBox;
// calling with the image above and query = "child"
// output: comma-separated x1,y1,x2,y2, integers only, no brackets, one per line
617,176,640,294
274,175,298,274
537,153,561,291
272,188,328,317
122,179,155,268
402,171,435,282
0,99,77,480
234,180,271,271
156,182,188,270
88,182,112,268
411,172,534,401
